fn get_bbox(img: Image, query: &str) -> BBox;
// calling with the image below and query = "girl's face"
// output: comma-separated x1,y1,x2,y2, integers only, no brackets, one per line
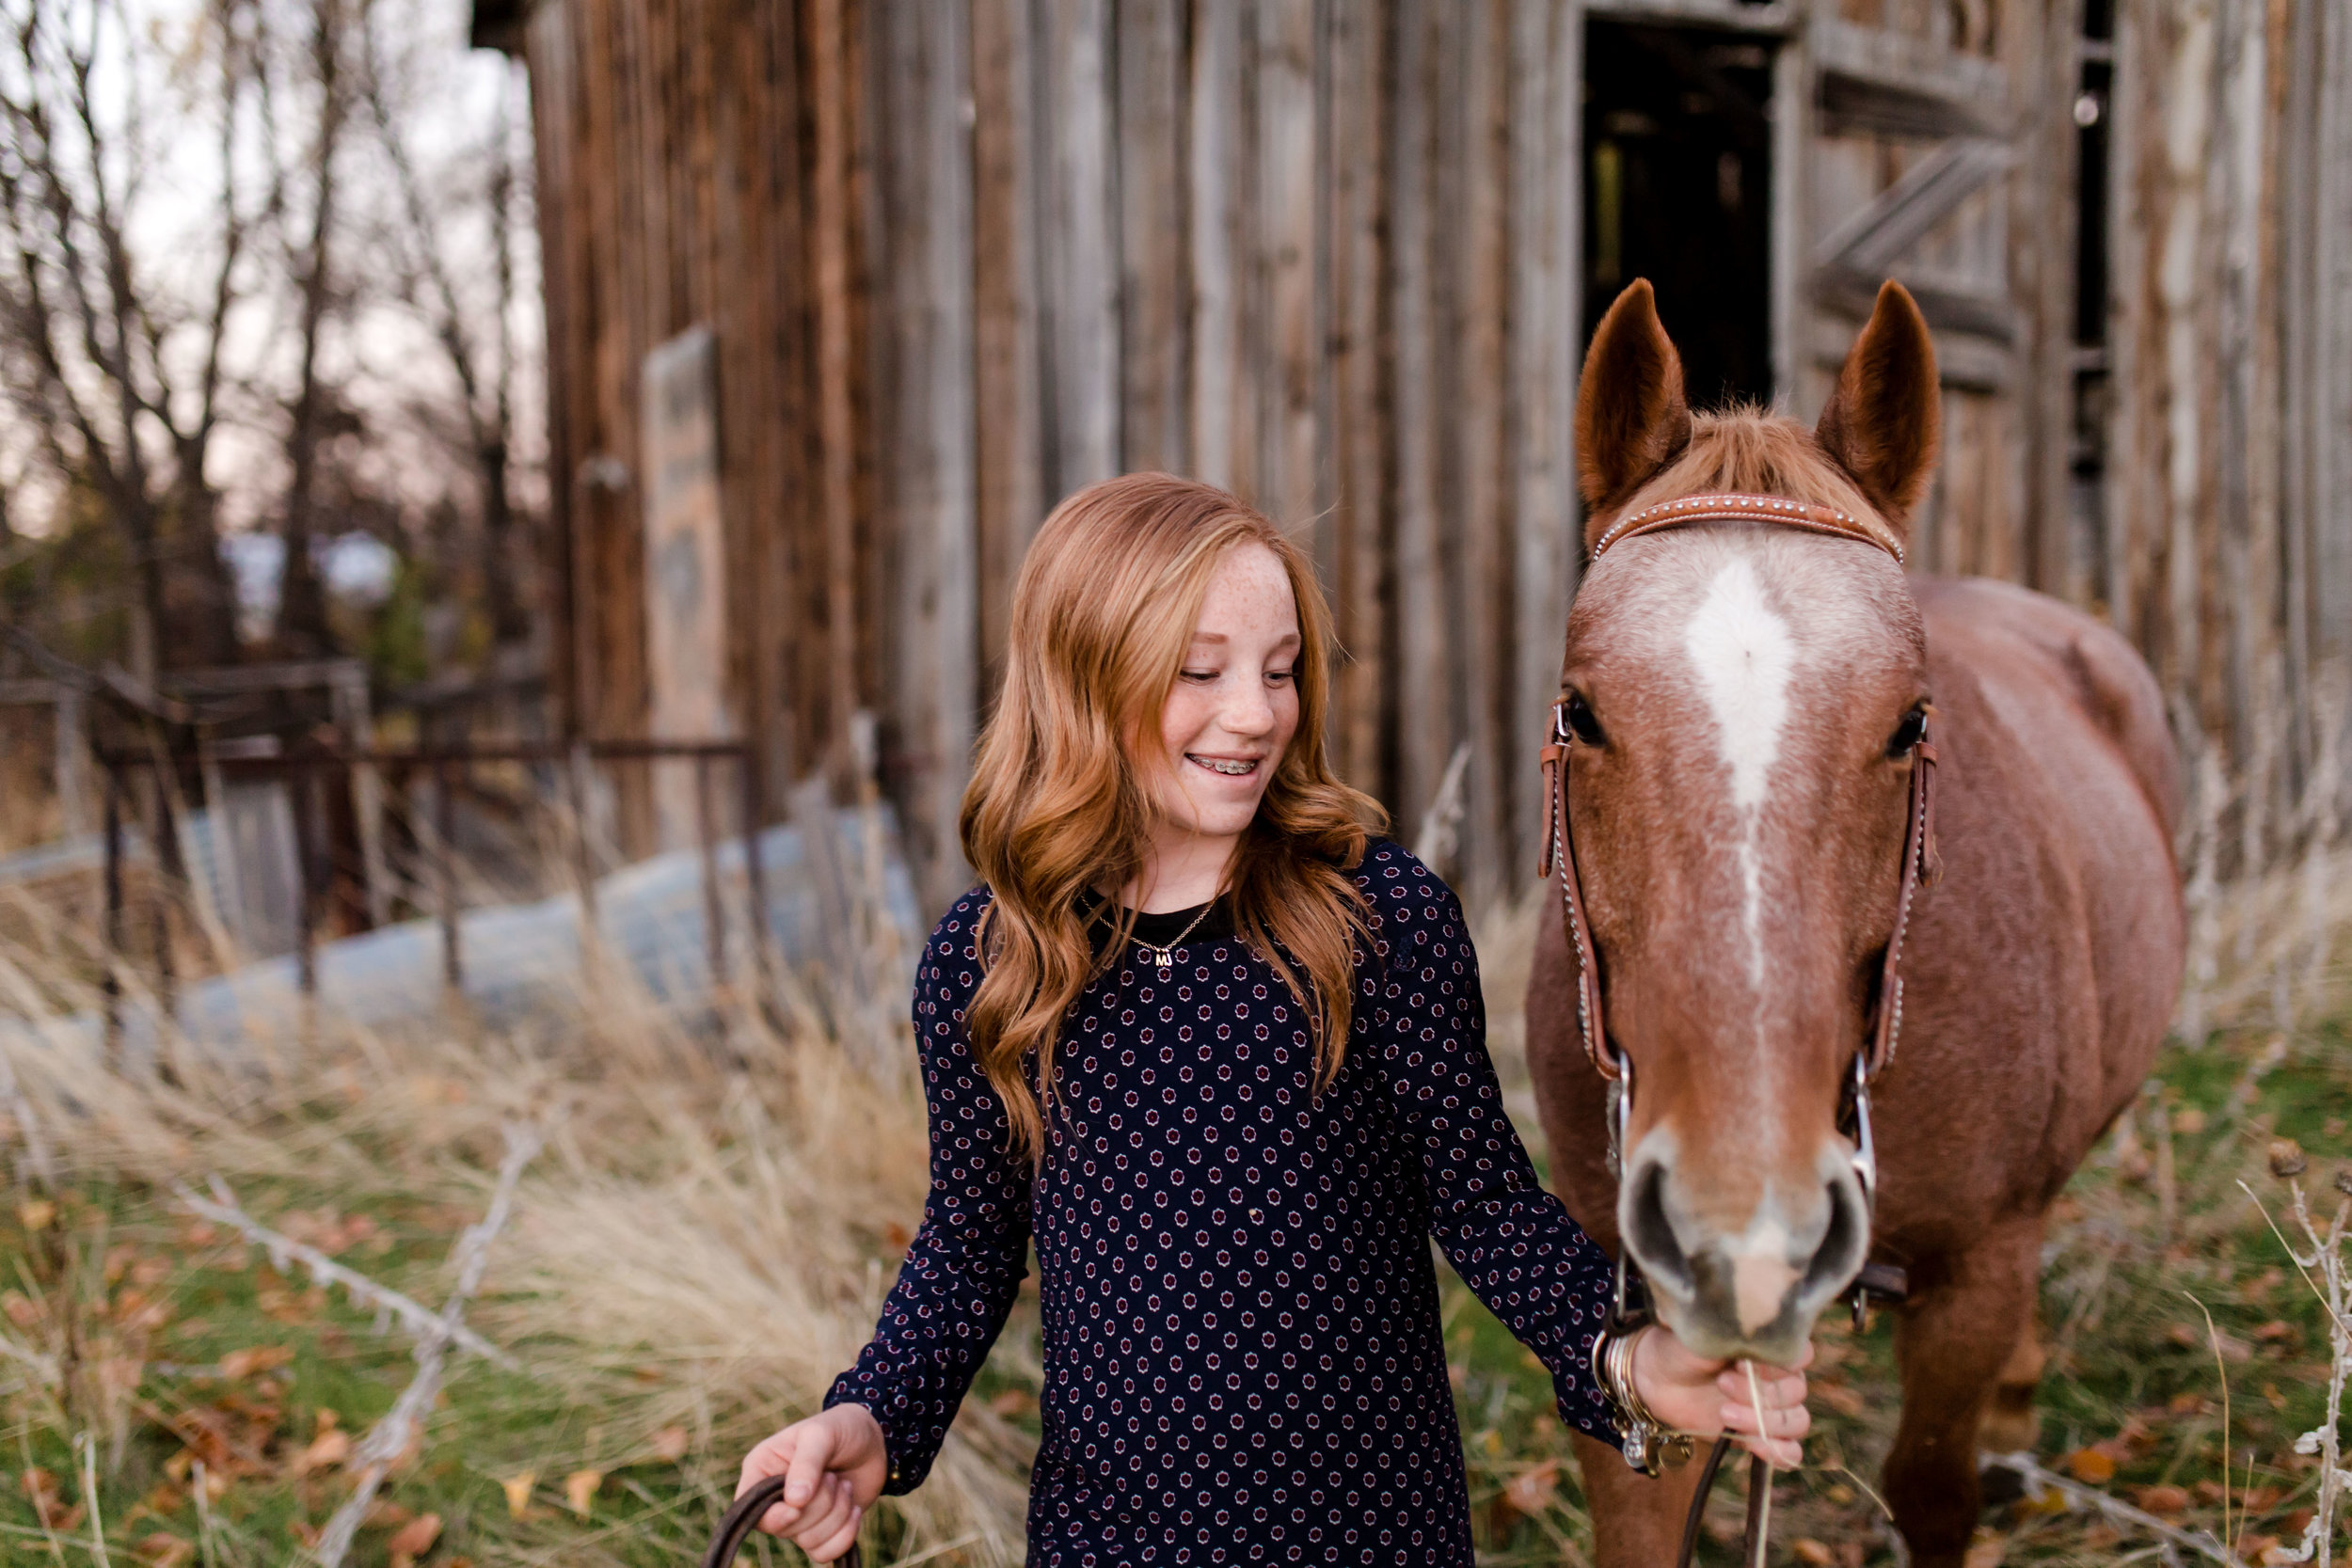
1152,542,1302,845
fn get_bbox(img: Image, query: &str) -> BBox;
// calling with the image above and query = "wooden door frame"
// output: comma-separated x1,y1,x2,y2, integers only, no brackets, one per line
1574,0,1804,409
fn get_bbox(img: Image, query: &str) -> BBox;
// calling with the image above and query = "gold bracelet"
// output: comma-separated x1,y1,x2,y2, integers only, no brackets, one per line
1592,1325,1692,1476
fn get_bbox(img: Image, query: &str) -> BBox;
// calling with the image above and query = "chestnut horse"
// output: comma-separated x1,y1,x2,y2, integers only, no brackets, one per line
1529,279,2185,1568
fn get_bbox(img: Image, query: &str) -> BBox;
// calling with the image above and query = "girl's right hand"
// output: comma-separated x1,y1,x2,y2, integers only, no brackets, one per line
735,1403,889,1562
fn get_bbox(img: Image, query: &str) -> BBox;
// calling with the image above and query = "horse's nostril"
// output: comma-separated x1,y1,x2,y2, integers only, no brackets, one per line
1622,1159,1694,1295
1801,1167,1872,1301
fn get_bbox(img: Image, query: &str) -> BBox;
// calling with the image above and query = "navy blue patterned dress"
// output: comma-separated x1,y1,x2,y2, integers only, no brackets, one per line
825,841,1618,1565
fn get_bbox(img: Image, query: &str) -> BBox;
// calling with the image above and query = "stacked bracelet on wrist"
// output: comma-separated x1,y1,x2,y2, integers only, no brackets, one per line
1590,1324,1693,1477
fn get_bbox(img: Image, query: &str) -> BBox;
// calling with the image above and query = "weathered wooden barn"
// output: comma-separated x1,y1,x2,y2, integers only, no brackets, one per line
474,0,2352,914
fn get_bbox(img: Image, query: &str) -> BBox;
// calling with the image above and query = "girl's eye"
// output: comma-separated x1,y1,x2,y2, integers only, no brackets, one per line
1181,669,1218,684
1266,669,1295,685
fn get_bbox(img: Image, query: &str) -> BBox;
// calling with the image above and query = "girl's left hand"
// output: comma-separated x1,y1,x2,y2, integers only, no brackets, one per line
1627,1326,1813,1467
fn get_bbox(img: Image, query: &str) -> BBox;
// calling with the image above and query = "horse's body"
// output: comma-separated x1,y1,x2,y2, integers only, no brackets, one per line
1527,282,2185,1567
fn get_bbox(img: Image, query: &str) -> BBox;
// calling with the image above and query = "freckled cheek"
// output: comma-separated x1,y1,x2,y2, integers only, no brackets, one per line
1159,687,1219,760
1267,689,1301,760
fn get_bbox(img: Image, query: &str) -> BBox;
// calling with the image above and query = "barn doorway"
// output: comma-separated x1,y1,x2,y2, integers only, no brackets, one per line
1582,20,1777,413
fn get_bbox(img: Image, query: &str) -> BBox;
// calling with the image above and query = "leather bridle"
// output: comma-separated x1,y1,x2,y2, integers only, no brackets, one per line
1541,493,1942,1561
1542,491,1934,1090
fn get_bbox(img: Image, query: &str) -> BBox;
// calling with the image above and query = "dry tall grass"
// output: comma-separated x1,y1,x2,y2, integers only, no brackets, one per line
0,905,1036,1566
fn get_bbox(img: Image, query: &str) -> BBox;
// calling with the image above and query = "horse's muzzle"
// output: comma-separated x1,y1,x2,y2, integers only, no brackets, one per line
1617,1135,1872,1363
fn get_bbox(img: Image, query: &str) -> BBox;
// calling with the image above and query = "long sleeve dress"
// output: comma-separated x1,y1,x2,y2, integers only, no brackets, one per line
824,840,1620,1566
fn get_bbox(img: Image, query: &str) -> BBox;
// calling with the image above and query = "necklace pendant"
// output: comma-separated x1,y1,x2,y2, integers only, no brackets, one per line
1150,948,1172,976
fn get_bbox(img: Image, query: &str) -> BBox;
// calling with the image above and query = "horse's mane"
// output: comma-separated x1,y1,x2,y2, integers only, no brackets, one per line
1622,406,1882,524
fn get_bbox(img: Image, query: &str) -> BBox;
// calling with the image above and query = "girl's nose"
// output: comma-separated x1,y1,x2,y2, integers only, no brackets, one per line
1221,678,1277,736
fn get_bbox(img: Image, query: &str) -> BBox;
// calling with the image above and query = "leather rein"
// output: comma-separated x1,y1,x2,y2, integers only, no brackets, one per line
1540,493,1941,1564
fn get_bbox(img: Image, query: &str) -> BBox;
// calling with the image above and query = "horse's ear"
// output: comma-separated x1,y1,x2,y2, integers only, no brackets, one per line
1575,279,1692,532
1815,281,1941,528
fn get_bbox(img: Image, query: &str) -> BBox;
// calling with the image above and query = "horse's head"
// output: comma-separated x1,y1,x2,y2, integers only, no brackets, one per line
1561,279,1941,1364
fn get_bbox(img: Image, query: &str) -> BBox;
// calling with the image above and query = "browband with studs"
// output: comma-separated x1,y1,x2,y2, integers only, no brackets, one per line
1590,492,1904,565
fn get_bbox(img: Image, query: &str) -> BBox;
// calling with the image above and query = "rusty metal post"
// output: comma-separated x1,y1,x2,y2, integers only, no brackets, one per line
147,765,181,1023
294,767,319,1002
568,740,599,953
436,759,462,992
695,752,726,986
739,744,773,994
102,764,123,1066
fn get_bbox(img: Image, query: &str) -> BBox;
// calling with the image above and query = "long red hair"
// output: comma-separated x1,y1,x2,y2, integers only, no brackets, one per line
960,473,1388,1160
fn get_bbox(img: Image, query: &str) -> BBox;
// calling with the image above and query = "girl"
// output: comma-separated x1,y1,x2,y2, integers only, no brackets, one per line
738,475,1808,1563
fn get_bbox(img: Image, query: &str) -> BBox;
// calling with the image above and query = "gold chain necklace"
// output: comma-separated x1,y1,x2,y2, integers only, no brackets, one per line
1140,897,1218,978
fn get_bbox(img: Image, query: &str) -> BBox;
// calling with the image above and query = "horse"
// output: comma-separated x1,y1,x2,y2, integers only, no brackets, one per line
1526,278,2185,1568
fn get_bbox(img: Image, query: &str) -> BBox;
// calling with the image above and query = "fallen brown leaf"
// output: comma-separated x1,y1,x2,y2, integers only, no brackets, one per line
387,1511,442,1567
647,1425,690,1463
2064,1448,2116,1483
216,1344,294,1380
1502,1458,1559,1518
21,1467,85,1531
2134,1484,2191,1515
292,1428,351,1475
564,1469,603,1516
19,1198,56,1230
133,1531,194,1568
1814,1382,1867,1418
501,1473,536,1519
1792,1540,1836,1566
1962,1528,2006,1568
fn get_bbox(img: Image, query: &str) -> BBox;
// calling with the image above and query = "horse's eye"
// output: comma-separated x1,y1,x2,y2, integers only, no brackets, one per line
1885,705,1927,758
1565,691,1607,747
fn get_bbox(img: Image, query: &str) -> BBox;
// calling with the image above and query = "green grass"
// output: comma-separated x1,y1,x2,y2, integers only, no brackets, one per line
0,1012,2344,1568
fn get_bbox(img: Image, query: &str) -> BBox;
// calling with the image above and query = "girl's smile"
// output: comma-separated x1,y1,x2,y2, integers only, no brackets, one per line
1135,539,1302,909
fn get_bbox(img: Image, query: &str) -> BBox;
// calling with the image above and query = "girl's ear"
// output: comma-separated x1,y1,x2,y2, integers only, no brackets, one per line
1575,279,1693,536
1815,280,1941,528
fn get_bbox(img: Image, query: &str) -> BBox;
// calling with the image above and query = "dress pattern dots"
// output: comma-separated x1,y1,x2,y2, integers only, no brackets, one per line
825,841,1618,1564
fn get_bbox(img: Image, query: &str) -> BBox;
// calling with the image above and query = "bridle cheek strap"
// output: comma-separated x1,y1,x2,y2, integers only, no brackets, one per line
1539,717,1616,1082
1868,733,1940,1079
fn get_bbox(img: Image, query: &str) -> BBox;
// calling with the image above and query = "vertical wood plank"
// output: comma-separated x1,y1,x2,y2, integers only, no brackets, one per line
872,4,980,901
1770,16,1805,412
1506,0,1580,890
2302,0,2352,747
971,0,1047,679
1321,0,1392,802
1449,0,1511,906
2016,0,2084,599
1037,0,1122,499
1388,0,1449,839
1188,0,1252,494
810,0,864,774
1256,0,1321,533
1118,0,1191,475
523,0,584,736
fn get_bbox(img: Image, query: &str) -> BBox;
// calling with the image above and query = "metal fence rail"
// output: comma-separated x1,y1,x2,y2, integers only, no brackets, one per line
93,737,772,1058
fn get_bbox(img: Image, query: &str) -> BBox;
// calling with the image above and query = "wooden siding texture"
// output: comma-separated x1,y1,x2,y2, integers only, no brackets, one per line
519,0,2351,913
2107,0,2352,856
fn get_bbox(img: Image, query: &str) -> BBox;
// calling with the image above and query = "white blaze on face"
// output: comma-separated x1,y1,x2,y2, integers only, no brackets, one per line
1680,557,1798,990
